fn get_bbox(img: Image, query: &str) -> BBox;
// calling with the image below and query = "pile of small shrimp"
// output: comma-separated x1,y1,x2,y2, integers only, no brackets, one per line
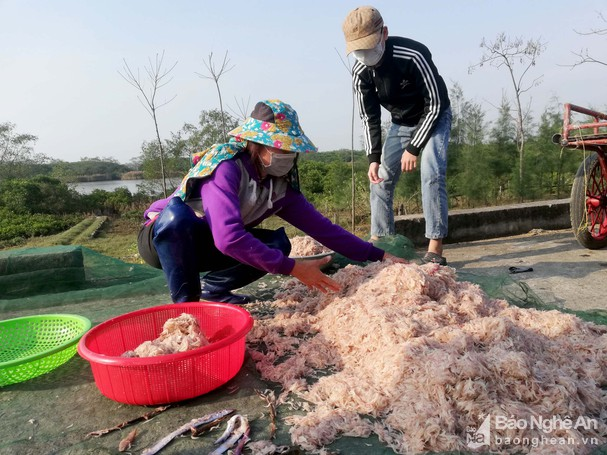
289,235,331,257
248,261,607,454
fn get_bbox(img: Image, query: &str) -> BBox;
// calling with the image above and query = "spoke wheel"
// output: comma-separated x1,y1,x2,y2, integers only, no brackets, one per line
570,153,607,249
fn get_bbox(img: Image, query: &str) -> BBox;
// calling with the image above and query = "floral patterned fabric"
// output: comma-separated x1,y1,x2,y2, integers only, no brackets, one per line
172,99,316,202
171,141,244,201
228,99,317,153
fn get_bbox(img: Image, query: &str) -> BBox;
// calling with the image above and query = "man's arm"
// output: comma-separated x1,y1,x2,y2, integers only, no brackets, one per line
401,49,444,157
352,60,383,164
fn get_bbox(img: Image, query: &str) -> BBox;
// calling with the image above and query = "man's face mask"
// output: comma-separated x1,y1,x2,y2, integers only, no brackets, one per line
352,38,385,67
263,148,297,176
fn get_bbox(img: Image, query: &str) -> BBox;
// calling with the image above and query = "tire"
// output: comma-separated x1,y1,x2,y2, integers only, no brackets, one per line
570,152,607,249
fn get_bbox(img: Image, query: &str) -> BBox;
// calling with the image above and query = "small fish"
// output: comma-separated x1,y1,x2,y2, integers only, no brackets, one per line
190,414,230,438
214,414,239,445
141,409,234,455
209,415,249,455
118,428,138,452
231,426,250,455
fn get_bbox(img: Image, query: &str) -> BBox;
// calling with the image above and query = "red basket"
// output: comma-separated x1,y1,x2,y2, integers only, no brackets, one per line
77,302,253,405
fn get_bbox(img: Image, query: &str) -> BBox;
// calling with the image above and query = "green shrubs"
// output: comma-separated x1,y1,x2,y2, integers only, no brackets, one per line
0,208,80,244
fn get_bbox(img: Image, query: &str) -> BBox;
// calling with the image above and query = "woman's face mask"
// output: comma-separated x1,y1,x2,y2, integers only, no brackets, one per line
262,148,297,176
352,38,385,67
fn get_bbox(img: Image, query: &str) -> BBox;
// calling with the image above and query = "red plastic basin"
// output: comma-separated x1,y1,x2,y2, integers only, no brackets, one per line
78,302,253,405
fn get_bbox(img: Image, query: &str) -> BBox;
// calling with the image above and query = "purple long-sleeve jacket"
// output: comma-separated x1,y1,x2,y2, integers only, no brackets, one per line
144,153,384,275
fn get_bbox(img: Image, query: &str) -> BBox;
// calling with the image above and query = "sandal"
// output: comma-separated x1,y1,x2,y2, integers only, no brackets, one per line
422,252,447,266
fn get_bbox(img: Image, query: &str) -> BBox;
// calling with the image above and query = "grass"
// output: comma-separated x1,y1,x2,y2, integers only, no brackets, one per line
15,216,143,264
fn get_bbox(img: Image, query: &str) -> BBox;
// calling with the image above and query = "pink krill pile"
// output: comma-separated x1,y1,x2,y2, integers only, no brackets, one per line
248,261,607,454
289,235,332,257
123,313,208,357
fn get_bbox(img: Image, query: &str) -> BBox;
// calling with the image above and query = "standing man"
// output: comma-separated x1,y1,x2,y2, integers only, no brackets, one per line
342,6,452,265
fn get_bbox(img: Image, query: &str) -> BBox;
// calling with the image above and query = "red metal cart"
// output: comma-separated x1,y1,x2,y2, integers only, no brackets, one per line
553,103,607,249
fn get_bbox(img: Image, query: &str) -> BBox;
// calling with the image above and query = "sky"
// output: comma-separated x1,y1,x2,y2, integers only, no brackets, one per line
1,0,606,164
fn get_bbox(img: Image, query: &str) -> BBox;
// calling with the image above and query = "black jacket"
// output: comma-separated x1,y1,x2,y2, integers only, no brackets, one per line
352,36,451,163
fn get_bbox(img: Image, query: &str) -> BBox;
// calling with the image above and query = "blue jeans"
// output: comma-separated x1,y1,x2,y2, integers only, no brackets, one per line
370,107,452,239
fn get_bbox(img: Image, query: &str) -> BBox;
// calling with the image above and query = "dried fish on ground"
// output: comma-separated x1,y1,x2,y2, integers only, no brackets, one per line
87,406,170,437
141,409,234,455
209,414,250,455
118,428,138,452
232,426,250,455
190,413,232,438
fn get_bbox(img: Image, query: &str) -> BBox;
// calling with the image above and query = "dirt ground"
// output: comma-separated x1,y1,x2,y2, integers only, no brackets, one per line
1,229,607,455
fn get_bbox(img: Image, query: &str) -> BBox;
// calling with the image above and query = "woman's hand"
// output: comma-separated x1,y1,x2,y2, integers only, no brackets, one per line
382,252,408,263
290,257,341,294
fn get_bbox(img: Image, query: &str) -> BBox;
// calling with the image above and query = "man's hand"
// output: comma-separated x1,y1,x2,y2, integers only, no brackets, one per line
290,257,341,294
401,151,417,172
368,162,384,184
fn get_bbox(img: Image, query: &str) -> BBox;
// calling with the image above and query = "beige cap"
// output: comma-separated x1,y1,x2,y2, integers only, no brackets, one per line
342,6,384,55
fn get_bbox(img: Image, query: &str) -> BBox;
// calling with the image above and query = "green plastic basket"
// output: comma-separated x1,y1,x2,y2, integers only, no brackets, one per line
0,314,91,387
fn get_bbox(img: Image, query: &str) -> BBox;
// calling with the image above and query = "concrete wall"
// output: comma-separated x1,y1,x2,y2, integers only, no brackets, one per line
395,199,571,246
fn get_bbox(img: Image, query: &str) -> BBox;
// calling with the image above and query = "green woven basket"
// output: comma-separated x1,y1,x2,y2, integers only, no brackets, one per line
0,314,91,387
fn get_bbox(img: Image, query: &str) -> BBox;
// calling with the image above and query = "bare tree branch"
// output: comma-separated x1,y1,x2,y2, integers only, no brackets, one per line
568,50,607,69
227,96,251,121
567,11,607,68
119,51,178,197
196,51,235,141
574,12,607,35
469,33,545,197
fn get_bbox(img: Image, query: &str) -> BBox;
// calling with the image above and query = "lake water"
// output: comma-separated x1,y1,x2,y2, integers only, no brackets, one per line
71,179,147,194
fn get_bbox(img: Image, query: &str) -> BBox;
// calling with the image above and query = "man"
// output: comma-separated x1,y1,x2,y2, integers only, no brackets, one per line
342,6,452,265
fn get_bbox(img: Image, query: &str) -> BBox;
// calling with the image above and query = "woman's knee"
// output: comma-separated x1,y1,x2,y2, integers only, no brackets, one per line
154,197,199,237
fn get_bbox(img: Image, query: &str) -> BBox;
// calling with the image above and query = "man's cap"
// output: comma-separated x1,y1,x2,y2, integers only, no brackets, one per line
342,6,384,55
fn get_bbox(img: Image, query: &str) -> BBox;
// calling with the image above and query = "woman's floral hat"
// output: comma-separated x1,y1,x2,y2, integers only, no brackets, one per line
228,99,318,153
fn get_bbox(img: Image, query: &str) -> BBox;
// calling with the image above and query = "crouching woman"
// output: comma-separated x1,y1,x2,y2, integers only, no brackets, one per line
138,99,404,304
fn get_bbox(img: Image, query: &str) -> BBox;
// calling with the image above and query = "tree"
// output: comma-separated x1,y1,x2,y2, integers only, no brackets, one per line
571,11,607,67
469,33,546,197
336,49,360,231
136,108,239,196
489,96,518,198
0,122,43,180
180,109,239,157
449,83,466,147
0,176,77,214
196,51,234,142
138,139,185,194
525,100,580,199
119,51,178,198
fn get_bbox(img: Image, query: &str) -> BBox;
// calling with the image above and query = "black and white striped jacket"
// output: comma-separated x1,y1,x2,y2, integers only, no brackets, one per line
352,36,450,163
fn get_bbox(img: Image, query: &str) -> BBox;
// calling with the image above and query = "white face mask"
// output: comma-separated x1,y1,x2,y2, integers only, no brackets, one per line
263,149,297,176
352,38,385,67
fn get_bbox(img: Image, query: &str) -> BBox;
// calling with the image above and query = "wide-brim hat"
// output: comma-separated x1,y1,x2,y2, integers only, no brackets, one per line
343,6,384,55
228,99,318,153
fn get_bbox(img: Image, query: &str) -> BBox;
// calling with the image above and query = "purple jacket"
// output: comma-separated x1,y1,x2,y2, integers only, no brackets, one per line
144,153,384,275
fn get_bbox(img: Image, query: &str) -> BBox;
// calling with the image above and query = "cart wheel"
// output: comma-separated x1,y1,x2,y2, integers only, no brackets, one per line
570,153,607,249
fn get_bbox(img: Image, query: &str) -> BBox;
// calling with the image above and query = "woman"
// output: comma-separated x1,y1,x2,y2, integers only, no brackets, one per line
138,99,404,304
